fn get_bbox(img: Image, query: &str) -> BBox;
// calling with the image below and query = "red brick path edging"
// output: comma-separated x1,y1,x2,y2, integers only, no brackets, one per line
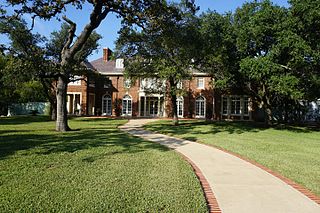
180,154,222,213
200,142,320,206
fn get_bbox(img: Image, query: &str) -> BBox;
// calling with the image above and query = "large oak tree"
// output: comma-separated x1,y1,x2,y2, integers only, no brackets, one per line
2,0,191,131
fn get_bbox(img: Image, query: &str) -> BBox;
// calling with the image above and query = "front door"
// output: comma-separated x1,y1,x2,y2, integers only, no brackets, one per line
149,99,158,117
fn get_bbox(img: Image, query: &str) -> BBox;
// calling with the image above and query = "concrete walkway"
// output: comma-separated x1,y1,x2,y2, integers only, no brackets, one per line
119,119,320,213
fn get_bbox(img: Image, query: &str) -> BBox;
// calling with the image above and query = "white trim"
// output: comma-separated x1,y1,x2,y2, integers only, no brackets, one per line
177,96,184,118
102,94,112,116
221,95,251,118
197,77,205,89
122,94,132,116
66,92,82,114
195,96,206,118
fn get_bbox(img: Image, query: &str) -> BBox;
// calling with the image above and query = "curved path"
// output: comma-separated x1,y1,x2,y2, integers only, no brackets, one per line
119,119,320,213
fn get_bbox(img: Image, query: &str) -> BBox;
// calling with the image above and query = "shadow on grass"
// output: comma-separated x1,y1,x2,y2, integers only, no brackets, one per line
0,115,52,125
0,127,168,160
146,120,315,139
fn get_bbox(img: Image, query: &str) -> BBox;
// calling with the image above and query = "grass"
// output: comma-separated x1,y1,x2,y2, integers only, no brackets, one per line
145,120,320,196
0,116,207,212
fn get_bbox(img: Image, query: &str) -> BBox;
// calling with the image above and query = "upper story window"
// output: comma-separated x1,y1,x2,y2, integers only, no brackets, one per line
177,81,183,89
69,75,81,85
104,79,112,88
197,77,204,89
115,59,124,69
124,78,131,88
140,78,165,91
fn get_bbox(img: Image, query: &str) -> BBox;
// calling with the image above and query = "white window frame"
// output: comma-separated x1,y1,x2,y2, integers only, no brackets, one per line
122,95,132,116
124,78,131,89
231,96,241,115
176,96,184,118
102,94,112,115
222,96,228,115
116,59,124,69
243,96,250,115
195,96,206,118
177,81,183,89
197,77,205,89
68,75,81,85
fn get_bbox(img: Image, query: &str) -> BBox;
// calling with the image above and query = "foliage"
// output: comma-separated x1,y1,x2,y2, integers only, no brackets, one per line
0,116,207,212
116,1,199,125
197,11,238,89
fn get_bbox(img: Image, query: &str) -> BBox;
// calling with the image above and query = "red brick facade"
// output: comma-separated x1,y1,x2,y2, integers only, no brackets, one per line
66,50,252,120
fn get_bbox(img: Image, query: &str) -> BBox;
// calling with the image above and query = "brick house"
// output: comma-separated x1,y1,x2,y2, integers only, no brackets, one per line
66,48,253,120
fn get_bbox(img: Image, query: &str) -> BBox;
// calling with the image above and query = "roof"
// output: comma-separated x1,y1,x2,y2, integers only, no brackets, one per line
89,58,124,75
87,57,211,77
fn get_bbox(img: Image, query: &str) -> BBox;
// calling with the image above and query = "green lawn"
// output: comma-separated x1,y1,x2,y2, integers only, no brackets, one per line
145,120,320,196
0,116,207,212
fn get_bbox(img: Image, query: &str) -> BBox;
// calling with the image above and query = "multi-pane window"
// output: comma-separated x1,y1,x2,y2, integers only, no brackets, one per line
68,75,81,85
222,97,228,115
243,97,249,115
122,95,132,116
197,78,205,89
102,95,112,115
116,59,124,68
231,97,241,115
177,97,184,118
195,96,205,117
124,78,131,88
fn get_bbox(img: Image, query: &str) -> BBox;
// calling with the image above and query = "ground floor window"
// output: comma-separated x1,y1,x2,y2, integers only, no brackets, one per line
231,97,241,115
177,97,184,118
221,96,250,117
102,94,112,115
122,95,132,116
195,96,206,118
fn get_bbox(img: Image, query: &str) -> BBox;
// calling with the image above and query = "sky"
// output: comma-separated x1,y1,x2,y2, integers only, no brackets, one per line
1,0,289,61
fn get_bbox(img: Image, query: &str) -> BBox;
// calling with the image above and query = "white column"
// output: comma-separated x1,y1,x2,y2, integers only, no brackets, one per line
138,95,141,117
240,97,244,120
158,96,161,117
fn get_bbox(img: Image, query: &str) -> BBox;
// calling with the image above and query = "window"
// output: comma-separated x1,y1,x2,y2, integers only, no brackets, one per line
124,78,131,88
195,96,206,118
177,97,184,118
197,78,204,89
243,97,249,115
177,81,183,89
231,97,241,115
116,59,124,69
122,95,132,116
68,75,81,85
102,95,112,115
222,97,228,115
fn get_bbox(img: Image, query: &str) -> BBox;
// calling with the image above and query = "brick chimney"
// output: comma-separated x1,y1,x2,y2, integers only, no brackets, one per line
103,47,112,62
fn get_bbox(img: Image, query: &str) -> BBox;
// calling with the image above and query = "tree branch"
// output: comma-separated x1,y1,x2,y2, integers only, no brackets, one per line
62,15,76,54
68,2,109,58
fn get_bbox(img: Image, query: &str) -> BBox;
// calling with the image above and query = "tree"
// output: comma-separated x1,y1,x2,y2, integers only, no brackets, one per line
116,1,199,125
2,0,186,131
233,0,312,125
197,11,239,90
289,0,320,100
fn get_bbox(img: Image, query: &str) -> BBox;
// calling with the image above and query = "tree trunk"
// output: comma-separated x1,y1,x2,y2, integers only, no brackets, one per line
50,100,57,121
56,75,70,131
168,78,179,126
171,94,179,126
264,97,273,126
